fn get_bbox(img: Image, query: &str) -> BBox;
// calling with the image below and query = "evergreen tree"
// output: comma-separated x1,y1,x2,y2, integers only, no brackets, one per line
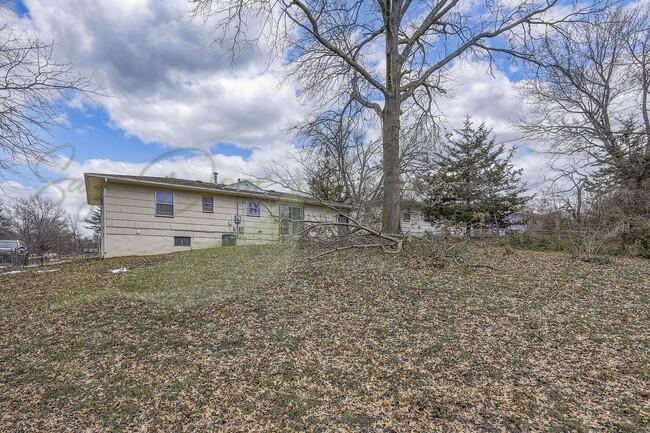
0,203,12,238
593,118,649,190
84,207,102,236
417,118,528,228
307,154,348,203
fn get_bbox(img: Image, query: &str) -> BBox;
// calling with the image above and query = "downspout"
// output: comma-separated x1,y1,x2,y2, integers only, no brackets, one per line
102,178,108,257
236,179,240,236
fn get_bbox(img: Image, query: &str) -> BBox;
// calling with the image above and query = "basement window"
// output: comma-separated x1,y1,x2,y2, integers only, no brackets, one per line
174,236,191,247
155,191,174,217
202,196,214,213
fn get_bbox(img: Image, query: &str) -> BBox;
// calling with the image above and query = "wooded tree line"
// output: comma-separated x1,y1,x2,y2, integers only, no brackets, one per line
0,0,647,257
191,0,647,248
513,5,650,257
0,197,96,256
289,2,649,256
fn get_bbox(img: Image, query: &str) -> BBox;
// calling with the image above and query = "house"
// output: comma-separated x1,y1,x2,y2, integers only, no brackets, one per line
84,173,349,258
400,200,527,237
358,200,440,236
399,206,438,235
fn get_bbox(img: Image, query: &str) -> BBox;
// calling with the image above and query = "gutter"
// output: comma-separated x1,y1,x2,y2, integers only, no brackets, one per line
84,173,353,210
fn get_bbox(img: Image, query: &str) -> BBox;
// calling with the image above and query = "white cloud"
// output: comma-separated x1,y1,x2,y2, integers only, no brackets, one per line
23,0,300,150
441,59,548,193
102,74,299,148
444,59,525,136
0,180,34,200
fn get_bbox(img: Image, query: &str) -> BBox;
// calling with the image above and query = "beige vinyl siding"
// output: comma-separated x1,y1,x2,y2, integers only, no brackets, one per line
102,181,342,257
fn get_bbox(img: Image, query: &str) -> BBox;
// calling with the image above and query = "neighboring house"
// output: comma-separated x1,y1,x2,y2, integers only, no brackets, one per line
84,173,349,258
400,201,528,237
504,213,528,234
400,207,438,235
360,199,438,235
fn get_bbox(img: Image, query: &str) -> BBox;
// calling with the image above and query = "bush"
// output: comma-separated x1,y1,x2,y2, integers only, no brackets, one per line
613,216,650,258
628,225,650,259
505,233,551,251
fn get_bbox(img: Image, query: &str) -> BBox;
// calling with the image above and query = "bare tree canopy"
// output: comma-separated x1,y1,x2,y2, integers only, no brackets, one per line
0,3,95,178
298,105,382,209
517,5,650,187
190,0,598,234
9,196,66,255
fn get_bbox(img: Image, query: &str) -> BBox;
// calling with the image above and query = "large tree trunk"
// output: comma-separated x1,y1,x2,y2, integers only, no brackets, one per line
382,100,401,234
381,0,402,235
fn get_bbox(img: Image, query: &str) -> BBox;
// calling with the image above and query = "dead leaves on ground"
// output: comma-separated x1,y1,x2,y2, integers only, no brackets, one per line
0,245,648,432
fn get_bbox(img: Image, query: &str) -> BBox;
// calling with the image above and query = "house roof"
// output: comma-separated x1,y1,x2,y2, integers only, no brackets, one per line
84,173,352,209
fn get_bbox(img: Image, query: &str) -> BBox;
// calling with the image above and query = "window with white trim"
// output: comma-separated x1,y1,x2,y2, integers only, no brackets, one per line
155,191,174,216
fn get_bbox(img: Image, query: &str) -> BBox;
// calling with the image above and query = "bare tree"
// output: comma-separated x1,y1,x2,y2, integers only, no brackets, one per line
65,212,84,254
9,196,67,256
297,105,382,210
515,5,650,254
517,6,650,187
543,162,592,223
0,3,95,178
190,0,593,234
277,101,436,224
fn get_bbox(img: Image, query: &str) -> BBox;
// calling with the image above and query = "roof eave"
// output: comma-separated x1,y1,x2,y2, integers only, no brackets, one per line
83,173,352,209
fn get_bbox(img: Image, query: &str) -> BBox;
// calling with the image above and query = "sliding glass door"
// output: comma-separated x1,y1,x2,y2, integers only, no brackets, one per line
280,205,304,238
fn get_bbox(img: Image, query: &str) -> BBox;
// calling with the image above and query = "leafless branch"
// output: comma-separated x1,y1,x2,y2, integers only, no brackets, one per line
0,5,99,179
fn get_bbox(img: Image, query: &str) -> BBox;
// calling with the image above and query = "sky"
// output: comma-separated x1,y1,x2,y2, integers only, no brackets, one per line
1,0,550,224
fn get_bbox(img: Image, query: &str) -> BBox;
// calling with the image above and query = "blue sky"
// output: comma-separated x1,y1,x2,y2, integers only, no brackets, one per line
2,0,551,220
52,105,253,164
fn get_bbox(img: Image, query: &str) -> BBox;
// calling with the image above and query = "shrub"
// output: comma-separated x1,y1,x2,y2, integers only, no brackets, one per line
636,228,650,259
505,233,551,251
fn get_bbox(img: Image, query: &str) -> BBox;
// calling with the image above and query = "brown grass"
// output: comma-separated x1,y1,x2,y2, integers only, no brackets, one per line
0,244,648,432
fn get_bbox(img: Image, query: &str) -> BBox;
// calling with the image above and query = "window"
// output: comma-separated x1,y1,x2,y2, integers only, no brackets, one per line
155,191,174,216
202,196,214,213
174,236,191,247
246,200,260,217
280,205,304,238
403,212,411,222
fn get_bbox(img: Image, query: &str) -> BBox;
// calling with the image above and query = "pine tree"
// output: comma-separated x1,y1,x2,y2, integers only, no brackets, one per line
417,118,528,228
0,203,12,238
308,154,348,203
84,207,102,236
594,118,649,190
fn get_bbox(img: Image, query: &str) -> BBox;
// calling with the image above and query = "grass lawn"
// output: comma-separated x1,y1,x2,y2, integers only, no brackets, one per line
0,244,648,432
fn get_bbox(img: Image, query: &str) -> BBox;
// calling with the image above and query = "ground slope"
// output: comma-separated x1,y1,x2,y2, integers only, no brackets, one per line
0,245,648,432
